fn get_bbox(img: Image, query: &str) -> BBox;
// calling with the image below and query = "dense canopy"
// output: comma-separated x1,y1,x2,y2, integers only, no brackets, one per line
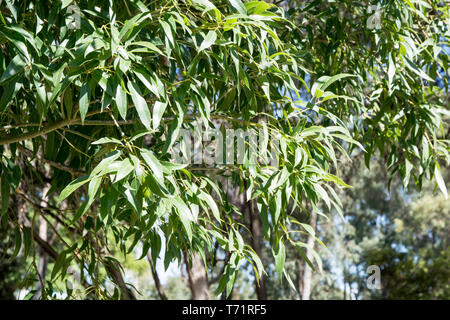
0,0,448,299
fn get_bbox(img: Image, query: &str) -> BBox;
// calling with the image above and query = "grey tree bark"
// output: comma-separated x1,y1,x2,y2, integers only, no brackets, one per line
301,209,318,300
146,251,168,300
249,199,267,300
186,252,210,300
34,183,50,299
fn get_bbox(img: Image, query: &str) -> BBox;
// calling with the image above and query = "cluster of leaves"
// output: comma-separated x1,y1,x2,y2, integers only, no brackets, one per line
0,0,448,299
286,0,450,191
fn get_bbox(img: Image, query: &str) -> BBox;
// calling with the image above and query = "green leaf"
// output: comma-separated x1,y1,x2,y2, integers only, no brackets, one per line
275,241,286,277
171,196,195,222
198,31,217,52
1,175,10,218
229,0,247,14
119,13,151,42
226,268,237,297
115,81,128,120
260,121,269,155
88,176,102,201
216,269,229,295
0,80,21,113
199,191,221,221
128,81,152,130
79,83,90,123
57,176,90,204
11,226,21,260
404,57,434,82
388,54,396,88
22,227,31,259
294,147,303,167
133,69,162,98
178,214,193,242
140,149,164,184
152,101,167,129
247,248,264,279
61,0,73,8
300,222,316,238
434,164,448,199
146,177,168,199
283,269,297,292
245,1,274,14
294,245,315,271
91,150,122,176
114,159,134,182
274,190,282,223
92,137,123,145
4,0,18,21
163,115,182,154
0,55,26,84
312,73,355,97
161,161,188,172
124,184,141,214
192,0,218,12
320,73,356,91
51,252,67,280
160,20,174,46
129,41,164,56
315,184,330,209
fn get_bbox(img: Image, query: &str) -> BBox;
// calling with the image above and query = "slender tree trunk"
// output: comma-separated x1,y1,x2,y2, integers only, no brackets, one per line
249,199,267,300
146,252,168,300
343,281,347,300
297,258,304,299
185,252,210,300
34,183,50,299
242,177,267,300
302,209,318,300
34,216,48,299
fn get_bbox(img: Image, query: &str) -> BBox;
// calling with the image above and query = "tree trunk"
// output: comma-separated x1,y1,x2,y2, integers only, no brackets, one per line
186,252,210,300
249,199,267,300
343,280,347,300
146,251,168,300
34,183,50,299
34,216,48,299
302,209,318,300
297,258,304,299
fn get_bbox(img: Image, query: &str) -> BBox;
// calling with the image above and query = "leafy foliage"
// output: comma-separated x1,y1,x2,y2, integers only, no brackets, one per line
0,0,448,299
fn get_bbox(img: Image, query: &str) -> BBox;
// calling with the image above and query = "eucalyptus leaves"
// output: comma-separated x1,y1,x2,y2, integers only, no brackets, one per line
0,0,448,299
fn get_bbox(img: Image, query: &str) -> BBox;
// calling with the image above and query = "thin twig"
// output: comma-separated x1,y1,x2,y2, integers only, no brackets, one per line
0,109,106,145
18,144,86,176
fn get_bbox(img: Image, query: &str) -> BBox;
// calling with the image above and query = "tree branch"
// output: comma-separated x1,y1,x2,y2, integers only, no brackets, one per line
103,258,136,300
208,252,230,286
18,145,86,176
146,251,168,300
0,109,107,145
